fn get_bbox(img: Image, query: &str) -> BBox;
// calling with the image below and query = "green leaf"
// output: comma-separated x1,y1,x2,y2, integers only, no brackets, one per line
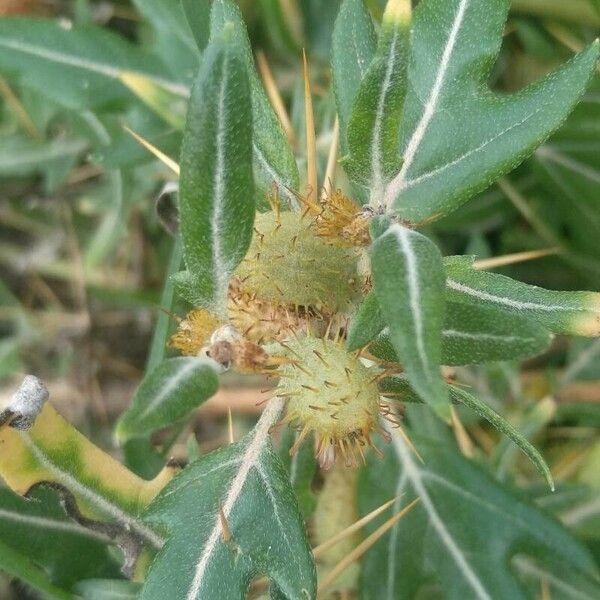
181,0,211,51
378,376,552,486
345,0,411,198
178,32,254,311
279,429,317,517
445,256,600,336
132,0,200,80
210,0,299,207
331,0,377,153
0,539,73,600
350,295,552,364
141,400,316,600
359,429,600,600
380,0,599,222
346,290,384,352
0,486,119,588
116,357,219,441
450,385,553,489
371,223,449,419
0,19,187,110
74,579,141,600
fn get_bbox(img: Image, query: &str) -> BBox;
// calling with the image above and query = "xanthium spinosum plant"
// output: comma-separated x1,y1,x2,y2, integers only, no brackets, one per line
0,0,600,599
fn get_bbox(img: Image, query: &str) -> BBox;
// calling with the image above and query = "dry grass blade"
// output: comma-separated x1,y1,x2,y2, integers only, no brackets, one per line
123,125,180,176
321,117,340,201
473,247,559,270
256,51,295,144
312,494,401,559
316,497,421,596
303,49,318,202
227,407,234,444
0,75,41,140
450,406,475,458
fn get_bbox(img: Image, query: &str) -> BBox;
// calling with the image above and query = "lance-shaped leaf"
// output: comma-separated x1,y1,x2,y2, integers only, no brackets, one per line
379,377,552,487
371,223,449,419
346,290,384,352
0,19,187,110
210,0,299,208
0,486,119,588
178,32,254,312
345,0,411,201
445,256,600,336
371,301,553,365
116,357,219,441
140,399,316,600
0,539,73,600
359,429,600,600
0,403,175,550
331,0,377,154
381,0,600,222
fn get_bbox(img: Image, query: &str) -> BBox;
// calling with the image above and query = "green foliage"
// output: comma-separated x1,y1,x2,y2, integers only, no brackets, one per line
371,223,450,420
141,401,316,600
116,357,219,441
0,0,599,597
176,31,254,311
359,427,600,599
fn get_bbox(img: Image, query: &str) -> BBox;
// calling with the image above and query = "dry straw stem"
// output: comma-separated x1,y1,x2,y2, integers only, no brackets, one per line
0,75,41,139
321,117,340,201
317,497,421,596
312,495,401,559
256,50,296,145
123,125,180,175
473,247,559,270
303,49,318,202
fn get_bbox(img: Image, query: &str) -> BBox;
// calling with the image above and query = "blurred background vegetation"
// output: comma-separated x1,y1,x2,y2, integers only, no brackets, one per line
0,1,598,596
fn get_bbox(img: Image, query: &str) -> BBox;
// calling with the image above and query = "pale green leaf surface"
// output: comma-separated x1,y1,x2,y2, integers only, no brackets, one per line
372,301,553,365
0,19,188,110
445,256,600,336
379,377,552,486
210,0,299,207
331,0,377,153
178,33,254,311
359,429,599,599
132,0,199,80
346,290,384,352
381,0,599,221
371,223,449,418
74,579,141,600
345,0,411,199
116,357,219,441
0,487,119,588
141,400,316,600
0,539,73,600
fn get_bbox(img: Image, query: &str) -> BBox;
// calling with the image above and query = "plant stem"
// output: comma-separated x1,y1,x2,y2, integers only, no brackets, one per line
511,0,600,27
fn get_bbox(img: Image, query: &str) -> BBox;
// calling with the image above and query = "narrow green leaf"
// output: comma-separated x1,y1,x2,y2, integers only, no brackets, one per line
0,486,119,588
450,385,553,489
371,223,449,419
381,0,600,222
0,539,73,600
210,0,299,207
181,0,211,51
350,295,552,364
178,32,254,311
116,357,219,441
345,0,411,200
346,290,384,352
0,19,187,110
331,0,377,153
132,0,200,80
141,400,316,600
358,429,599,600
445,256,600,336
